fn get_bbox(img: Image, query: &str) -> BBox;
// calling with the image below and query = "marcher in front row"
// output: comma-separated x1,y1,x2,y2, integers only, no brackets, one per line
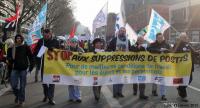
34,29,59,105
66,36,84,103
91,38,105,101
107,27,131,98
130,36,148,100
173,32,198,102
147,33,171,101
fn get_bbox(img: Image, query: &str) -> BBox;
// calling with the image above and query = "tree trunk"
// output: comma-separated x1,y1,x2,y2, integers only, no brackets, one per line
16,18,22,34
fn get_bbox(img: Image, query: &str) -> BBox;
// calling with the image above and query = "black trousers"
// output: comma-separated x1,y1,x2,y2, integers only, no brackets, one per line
93,86,101,99
133,83,145,96
42,84,55,100
177,72,193,98
177,86,187,98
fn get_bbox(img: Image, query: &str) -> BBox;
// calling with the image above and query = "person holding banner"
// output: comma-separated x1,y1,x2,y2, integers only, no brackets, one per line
173,32,197,102
147,33,171,101
91,38,105,101
107,27,131,98
66,36,84,103
130,36,148,100
34,29,59,105
8,34,34,107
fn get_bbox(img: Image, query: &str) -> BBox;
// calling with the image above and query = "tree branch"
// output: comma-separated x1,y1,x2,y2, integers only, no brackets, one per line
21,7,39,25
0,7,13,16
0,3,15,14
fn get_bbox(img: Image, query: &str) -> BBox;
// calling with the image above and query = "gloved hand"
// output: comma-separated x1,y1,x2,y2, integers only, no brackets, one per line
28,65,34,73
48,47,54,51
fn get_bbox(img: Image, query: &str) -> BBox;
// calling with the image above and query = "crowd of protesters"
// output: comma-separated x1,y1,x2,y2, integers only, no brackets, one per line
0,27,199,107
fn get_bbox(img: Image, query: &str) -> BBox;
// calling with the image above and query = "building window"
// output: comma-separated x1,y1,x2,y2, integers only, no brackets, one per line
132,4,135,10
191,31,200,42
171,8,187,23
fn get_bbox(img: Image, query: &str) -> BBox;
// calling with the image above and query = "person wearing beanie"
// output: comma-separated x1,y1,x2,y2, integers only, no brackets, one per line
66,36,84,103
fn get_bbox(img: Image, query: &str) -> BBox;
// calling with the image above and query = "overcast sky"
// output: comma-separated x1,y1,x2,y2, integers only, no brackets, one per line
73,0,121,32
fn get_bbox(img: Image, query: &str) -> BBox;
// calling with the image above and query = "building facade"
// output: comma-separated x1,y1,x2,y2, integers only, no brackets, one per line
122,0,171,40
169,0,200,43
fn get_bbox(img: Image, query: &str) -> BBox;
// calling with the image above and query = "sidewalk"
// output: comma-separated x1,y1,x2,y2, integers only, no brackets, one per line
0,83,11,96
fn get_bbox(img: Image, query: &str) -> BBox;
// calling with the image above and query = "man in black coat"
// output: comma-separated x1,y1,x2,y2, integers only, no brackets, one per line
8,34,34,107
107,27,131,98
34,29,59,105
147,33,171,101
173,32,197,102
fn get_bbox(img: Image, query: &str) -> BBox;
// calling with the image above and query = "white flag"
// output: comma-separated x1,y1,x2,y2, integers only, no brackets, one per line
92,2,108,33
125,23,138,45
115,11,126,34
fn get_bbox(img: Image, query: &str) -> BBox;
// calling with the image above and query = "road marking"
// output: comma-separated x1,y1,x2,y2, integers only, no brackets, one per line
101,86,122,108
188,85,200,92
0,85,11,96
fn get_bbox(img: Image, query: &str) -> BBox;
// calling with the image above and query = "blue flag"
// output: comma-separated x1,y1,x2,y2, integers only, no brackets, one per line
26,3,47,45
145,9,170,42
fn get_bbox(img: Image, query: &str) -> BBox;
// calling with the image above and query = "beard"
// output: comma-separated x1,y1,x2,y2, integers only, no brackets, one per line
118,34,126,41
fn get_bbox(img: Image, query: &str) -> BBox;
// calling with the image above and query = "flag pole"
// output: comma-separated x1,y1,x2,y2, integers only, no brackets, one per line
105,1,108,46
14,3,20,36
14,18,19,36
45,0,48,29
170,25,179,34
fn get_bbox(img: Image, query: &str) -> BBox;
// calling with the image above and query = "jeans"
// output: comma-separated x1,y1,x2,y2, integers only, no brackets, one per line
113,84,123,95
42,84,55,100
68,85,81,100
152,84,166,96
10,69,27,102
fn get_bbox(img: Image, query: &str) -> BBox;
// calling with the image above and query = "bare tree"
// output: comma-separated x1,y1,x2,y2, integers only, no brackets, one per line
0,0,75,35
0,0,42,33
47,0,75,36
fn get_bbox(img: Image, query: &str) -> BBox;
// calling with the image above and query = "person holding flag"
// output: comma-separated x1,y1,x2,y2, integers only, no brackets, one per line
147,33,171,101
